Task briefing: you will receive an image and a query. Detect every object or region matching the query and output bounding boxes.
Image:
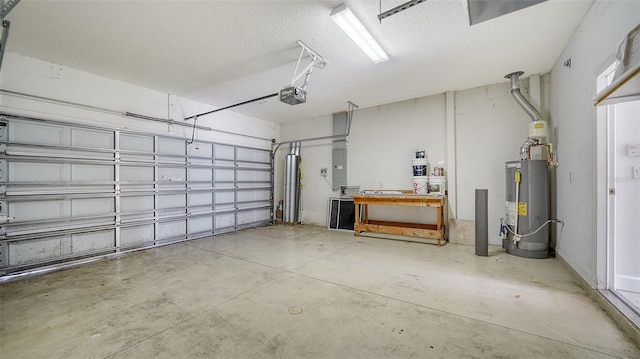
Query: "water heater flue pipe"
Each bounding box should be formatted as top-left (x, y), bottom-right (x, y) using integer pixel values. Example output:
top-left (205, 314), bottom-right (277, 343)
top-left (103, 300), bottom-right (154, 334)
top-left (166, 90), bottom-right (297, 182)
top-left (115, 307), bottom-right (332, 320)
top-left (505, 71), bottom-right (543, 160)
top-left (505, 71), bottom-right (542, 122)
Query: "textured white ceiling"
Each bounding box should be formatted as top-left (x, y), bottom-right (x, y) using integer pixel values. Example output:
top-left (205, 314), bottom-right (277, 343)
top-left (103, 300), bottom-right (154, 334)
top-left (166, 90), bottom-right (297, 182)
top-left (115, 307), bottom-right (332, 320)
top-left (5, 0), bottom-right (593, 123)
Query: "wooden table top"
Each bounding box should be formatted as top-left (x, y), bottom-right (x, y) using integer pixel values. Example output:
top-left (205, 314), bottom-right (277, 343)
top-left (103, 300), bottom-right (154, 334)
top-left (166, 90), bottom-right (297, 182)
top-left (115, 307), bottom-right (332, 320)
top-left (352, 191), bottom-right (446, 206)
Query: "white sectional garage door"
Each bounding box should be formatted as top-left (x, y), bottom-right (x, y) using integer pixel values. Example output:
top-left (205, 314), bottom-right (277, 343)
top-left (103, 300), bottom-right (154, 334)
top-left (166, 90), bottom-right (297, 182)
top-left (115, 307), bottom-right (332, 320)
top-left (0, 114), bottom-right (272, 275)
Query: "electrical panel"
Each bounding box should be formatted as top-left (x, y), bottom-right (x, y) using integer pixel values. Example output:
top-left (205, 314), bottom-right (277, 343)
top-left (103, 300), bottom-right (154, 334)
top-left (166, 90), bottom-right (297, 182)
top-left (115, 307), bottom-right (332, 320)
top-left (332, 112), bottom-right (348, 187)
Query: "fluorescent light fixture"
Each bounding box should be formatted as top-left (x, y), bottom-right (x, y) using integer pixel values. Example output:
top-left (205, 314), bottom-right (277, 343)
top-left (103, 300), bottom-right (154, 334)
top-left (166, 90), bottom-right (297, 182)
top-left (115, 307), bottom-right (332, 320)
top-left (330, 3), bottom-right (389, 64)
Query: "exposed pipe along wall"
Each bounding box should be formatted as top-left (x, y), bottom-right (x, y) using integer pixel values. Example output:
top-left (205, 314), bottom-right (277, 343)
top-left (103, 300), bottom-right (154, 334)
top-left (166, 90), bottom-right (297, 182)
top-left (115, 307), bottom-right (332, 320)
top-left (283, 142), bottom-right (302, 223)
top-left (501, 71), bottom-right (560, 259)
top-left (274, 102), bottom-right (357, 224)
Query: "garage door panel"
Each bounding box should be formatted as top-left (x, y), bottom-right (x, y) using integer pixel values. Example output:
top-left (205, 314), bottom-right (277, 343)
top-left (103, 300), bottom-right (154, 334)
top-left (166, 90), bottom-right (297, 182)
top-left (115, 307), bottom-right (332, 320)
top-left (121, 196), bottom-right (154, 213)
top-left (121, 225), bottom-right (155, 247)
top-left (1, 115), bottom-right (272, 275)
top-left (8, 236), bottom-right (71, 266)
top-left (236, 148), bottom-right (269, 163)
top-left (238, 209), bottom-right (270, 225)
top-left (71, 128), bottom-right (113, 150)
top-left (189, 192), bottom-right (213, 207)
top-left (120, 134), bottom-right (153, 152)
top-left (158, 138), bottom-right (185, 155)
top-left (159, 167), bottom-right (185, 182)
top-left (215, 168), bottom-right (234, 182)
top-left (9, 162), bottom-right (68, 182)
top-left (188, 168), bottom-right (212, 182)
top-left (215, 213), bottom-right (235, 229)
top-left (158, 194), bottom-right (186, 209)
top-left (214, 144), bottom-right (235, 160)
top-left (237, 170), bottom-right (269, 182)
top-left (71, 164), bottom-right (114, 181)
top-left (9, 122), bottom-right (68, 146)
top-left (215, 191), bottom-right (234, 204)
top-left (158, 221), bottom-right (186, 240)
top-left (188, 143), bottom-right (213, 159)
top-left (120, 166), bottom-right (153, 181)
top-left (237, 190), bottom-right (270, 202)
top-left (71, 198), bottom-right (114, 216)
top-left (9, 200), bottom-right (70, 222)
top-left (71, 230), bottom-right (115, 254)
top-left (189, 216), bottom-right (213, 234)
top-left (120, 154), bottom-right (154, 163)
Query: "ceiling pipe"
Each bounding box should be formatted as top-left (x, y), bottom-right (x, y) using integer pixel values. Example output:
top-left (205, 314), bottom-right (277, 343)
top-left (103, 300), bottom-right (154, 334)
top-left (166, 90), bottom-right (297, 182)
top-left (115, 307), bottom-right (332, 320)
top-left (504, 71), bottom-right (542, 122)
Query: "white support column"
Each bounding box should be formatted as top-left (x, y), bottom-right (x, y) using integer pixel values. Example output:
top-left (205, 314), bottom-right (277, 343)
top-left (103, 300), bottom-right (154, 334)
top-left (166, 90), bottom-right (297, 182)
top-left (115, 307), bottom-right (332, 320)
top-left (446, 91), bottom-right (457, 219)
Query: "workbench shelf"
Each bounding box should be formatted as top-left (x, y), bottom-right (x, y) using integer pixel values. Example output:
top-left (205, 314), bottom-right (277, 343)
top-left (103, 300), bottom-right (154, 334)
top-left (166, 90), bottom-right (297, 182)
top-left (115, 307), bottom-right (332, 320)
top-left (352, 190), bottom-right (447, 246)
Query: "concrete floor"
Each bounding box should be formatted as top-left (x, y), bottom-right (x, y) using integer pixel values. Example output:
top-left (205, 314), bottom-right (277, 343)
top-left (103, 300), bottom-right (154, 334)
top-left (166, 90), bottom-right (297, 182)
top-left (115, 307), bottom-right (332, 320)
top-left (1, 225), bottom-right (638, 359)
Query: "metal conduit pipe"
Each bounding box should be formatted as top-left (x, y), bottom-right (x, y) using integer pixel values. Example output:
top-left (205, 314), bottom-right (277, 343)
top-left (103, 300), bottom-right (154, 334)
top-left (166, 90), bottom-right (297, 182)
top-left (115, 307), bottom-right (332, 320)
top-left (504, 71), bottom-right (542, 122)
top-left (272, 133), bottom-right (348, 156)
top-left (271, 101), bottom-right (357, 156)
top-left (505, 71), bottom-right (543, 160)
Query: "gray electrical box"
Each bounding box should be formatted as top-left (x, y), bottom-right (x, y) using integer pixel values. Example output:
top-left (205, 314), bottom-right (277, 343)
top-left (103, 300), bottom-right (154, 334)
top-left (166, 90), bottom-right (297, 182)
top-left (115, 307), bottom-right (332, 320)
top-left (332, 112), bottom-right (348, 187)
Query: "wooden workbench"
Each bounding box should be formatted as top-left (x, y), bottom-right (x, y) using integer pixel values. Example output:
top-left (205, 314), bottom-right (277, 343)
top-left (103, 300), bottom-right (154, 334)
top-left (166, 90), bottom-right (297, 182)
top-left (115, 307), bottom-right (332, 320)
top-left (352, 191), bottom-right (447, 246)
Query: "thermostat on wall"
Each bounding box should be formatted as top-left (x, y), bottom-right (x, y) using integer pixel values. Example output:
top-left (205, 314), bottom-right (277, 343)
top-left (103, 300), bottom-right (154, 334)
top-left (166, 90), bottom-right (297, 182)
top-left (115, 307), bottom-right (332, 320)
top-left (628, 144), bottom-right (640, 157)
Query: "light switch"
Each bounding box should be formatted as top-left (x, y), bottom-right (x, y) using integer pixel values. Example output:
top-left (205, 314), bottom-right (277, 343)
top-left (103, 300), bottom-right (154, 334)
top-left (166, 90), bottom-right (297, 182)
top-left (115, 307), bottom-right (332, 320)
top-left (628, 145), bottom-right (640, 157)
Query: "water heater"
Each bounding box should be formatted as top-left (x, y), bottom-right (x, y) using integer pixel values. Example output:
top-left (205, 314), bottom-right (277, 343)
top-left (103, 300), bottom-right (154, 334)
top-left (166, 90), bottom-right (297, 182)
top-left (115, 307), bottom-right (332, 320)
top-left (503, 160), bottom-right (549, 258)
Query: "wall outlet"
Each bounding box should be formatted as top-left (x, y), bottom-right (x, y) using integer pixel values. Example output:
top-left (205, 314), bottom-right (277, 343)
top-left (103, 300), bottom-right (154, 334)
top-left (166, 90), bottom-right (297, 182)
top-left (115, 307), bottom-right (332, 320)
top-left (320, 168), bottom-right (327, 177)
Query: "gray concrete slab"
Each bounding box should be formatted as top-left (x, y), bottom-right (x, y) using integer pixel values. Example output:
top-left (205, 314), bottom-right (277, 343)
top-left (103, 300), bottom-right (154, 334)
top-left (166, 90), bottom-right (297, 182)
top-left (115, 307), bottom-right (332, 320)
top-left (1, 225), bottom-right (638, 358)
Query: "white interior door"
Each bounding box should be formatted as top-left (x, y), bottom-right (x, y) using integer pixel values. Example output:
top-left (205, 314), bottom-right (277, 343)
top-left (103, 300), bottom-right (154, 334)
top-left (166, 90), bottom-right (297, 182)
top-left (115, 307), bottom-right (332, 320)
top-left (610, 101), bottom-right (640, 300)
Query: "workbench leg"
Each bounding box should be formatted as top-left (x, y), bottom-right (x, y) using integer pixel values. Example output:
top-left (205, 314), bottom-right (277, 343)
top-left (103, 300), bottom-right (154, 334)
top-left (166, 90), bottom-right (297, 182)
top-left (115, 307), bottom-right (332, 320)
top-left (437, 206), bottom-right (443, 246)
top-left (354, 203), bottom-right (360, 236)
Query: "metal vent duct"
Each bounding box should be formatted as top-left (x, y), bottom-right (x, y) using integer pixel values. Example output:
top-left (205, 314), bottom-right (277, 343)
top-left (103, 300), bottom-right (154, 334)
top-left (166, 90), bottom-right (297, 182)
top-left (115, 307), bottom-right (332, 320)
top-left (468, 0), bottom-right (547, 26)
top-left (283, 142), bottom-right (301, 223)
top-left (504, 71), bottom-right (542, 122)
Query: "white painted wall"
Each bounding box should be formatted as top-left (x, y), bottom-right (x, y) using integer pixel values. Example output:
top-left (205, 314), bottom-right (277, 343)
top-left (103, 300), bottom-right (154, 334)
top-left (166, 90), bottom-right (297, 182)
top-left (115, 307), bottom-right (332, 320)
top-left (455, 77), bottom-right (550, 232)
top-left (1, 51), bottom-right (282, 215)
top-left (347, 97), bottom-right (447, 225)
top-left (549, 0), bottom-right (640, 286)
top-left (279, 114), bottom-right (334, 224)
top-left (1, 52), bottom-right (279, 149)
top-left (281, 79), bottom-right (549, 245)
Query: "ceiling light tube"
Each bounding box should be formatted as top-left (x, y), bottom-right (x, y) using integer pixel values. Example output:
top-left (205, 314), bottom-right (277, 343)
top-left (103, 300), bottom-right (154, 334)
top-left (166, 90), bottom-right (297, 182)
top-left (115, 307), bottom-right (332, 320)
top-left (330, 3), bottom-right (389, 64)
